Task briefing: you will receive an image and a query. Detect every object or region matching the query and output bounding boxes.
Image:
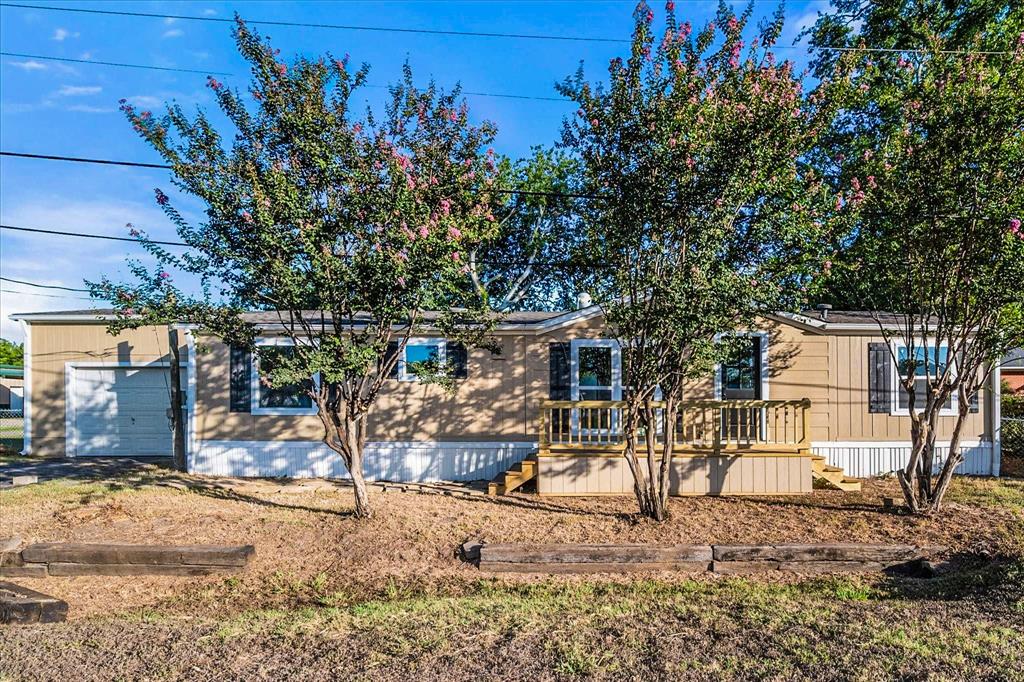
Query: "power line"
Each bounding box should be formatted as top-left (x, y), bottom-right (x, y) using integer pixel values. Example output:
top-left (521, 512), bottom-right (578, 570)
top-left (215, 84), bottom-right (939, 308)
top-left (1, 288), bottom-right (94, 301)
top-left (0, 52), bottom-right (571, 103)
top-left (0, 276), bottom-right (90, 292)
top-left (0, 151), bottom-right (603, 200)
top-left (0, 2), bottom-right (1012, 54)
top-left (2, 224), bottom-right (188, 247)
top-left (0, 3), bottom-right (628, 44)
top-left (0, 51), bottom-right (233, 76)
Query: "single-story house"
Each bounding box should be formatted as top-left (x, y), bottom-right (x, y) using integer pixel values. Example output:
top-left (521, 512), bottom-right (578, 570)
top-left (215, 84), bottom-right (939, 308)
top-left (0, 364), bottom-right (24, 411)
top-left (1002, 349), bottom-right (1024, 394)
top-left (10, 306), bottom-right (1004, 495)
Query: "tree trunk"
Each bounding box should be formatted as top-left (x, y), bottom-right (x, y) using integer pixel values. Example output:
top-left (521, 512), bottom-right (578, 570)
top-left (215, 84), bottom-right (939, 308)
top-left (344, 417), bottom-right (373, 519)
top-left (167, 327), bottom-right (187, 472)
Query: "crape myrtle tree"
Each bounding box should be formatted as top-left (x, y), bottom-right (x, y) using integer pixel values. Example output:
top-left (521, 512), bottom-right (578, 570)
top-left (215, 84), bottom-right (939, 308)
top-left (806, 3), bottom-right (1024, 514)
top-left (92, 19), bottom-right (504, 518)
top-left (558, 1), bottom-right (850, 521)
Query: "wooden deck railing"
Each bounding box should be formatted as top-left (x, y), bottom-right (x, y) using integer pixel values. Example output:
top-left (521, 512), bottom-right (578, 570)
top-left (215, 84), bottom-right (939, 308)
top-left (538, 399), bottom-right (811, 455)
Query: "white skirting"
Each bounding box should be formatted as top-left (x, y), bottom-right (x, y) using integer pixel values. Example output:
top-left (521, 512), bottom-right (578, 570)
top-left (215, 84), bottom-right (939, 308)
top-left (811, 440), bottom-right (997, 478)
top-left (189, 440), bottom-right (536, 482)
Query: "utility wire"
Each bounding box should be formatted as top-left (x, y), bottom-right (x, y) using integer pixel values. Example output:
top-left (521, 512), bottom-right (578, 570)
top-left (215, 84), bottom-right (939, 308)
top-left (0, 2), bottom-right (1013, 54)
top-left (2, 224), bottom-right (188, 247)
top-left (0, 52), bottom-right (571, 103)
top-left (1, 288), bottom-right (94, 301)
top-left (0, 3), bottom-right (628, 44)
top-left (0, 151), bottom-right (603, 200)
top-left (0, 51), bottom-right (233, 75)
top-left (0, 276), bottom-right (90, 292)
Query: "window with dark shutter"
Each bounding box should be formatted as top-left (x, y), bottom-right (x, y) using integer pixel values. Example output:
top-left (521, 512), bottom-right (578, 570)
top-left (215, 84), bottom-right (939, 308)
top-left (549, 342), bottom-right (571, 400)
top-left (383, 341), bottom-right (400, 379)
top-left (867, 342), bottom-right (891, 414)
top-left (447, 341), bottom-right (468, 379)
top-left (229, 345), bottom-right (252, 413)
top-left (969, 388), bottom-right (980, 413)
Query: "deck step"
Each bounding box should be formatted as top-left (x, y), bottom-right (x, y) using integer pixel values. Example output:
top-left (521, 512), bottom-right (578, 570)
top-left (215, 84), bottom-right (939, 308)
top-left (488, 453), bottom-right (539, 497)
top-left (810, 457), bottom-right (862, 492)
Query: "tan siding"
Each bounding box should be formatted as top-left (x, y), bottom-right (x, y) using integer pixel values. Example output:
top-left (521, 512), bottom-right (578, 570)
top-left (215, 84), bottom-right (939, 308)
top-left (538, 454), bottom-right (813, 496)
top-left (28, 323), bottom-right (178, 457)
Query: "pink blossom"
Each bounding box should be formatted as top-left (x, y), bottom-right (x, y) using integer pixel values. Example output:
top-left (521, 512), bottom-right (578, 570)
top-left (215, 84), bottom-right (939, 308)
top-left (158, 271), bottom-right (171, 280)
top-left (418, 225), bottom-right (429, 239)
top-left (590, 118), bottom-right (599, 127)
top-left (277, 63), bottom-right (287, 76)
top-left (685, 157), bottom-right (695, 170)
top-left (241, 211), bottom-right (253, 223)
top-left (397, 276), bottom-right (406, 287)
top-left (451, 252), bottom-right (461, 262)
top-left (439, 199), bottom-right (452, 216)
top-left (823, 260), bottom-right (832, 270)
top-left (1010, 218), bottom-right (1022, 236)
top-left (668, 137), bottom-right (677, 148)
top-left (395, 250), bottom-right (409, 262)
top-left (866, 175), bottom-right (877, 189)
top-left (352, 123), bottom-right (362, 134)
top-left (850, 178), bottom-right (861, 191)
top-left (862, 149), bottom-right (873, 161)
top-left (666, 0), bottom-right (674, 11)
top-left (207, 77), bottom-right (222, 91)
top-left (448, 109), bottom-right (458, 122)
top-left (154, 189), bottom-right (169, 206)
top-left (448, 226), bottom-right (462, 240)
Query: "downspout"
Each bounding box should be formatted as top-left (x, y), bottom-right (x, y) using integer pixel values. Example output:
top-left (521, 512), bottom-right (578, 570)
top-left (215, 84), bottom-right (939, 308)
top-left (991, 362), bottom-right (1002, 477)
top-left (19, 320), bottom-right (31, 456)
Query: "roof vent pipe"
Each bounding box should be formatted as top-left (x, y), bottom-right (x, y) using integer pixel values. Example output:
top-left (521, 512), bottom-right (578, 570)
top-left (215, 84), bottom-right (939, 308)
top-left (815, 303), bottom-right (832, 320)
top-left (577, 292), bottom-right (593, 309)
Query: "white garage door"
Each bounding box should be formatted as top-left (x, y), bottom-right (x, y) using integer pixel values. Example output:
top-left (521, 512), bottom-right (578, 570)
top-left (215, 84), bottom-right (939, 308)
top-left (71, 366), bottom-right (181, 457)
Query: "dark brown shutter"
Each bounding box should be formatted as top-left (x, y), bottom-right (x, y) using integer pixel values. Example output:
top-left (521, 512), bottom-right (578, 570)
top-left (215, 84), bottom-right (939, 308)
top-left (447, 341), bottom-right (468, 379)
top-left (384, 341), bottom-right (401, 379)
top-left (549, 342), bottom-right (571, 400)
top-left (969, 388), bottom-right (980, 413)
top-left (229, 345), bottom-right (252, 413)
top-left (867, 342), bottom-right (891, 414)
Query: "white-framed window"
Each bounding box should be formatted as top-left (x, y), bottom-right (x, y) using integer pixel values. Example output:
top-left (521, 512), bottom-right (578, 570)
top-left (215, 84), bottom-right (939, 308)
top-left (251, 337), bottom-right (319, 416)
top-left (398, 338), bottom-right (446, 382)
top-left (890, 342), bottom-right (956, 416)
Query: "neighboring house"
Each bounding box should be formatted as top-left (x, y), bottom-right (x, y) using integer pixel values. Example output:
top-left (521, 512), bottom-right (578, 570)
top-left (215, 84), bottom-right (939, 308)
top-left (1002, 348), bottom-right (1024, 395)
top-left (10, 307), bottom-right (1004, 495)
top-left (0, 364), bottom-right (24, 411)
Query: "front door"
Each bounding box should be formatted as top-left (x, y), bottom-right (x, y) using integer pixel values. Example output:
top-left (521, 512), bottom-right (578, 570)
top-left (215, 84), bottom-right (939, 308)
top-left (571, 340), bottom-right (622, 437)
top-left (719, 336), bottom-right (762, 443)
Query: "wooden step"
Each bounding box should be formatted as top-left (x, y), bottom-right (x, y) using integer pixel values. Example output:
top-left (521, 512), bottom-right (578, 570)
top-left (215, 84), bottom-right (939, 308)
top-left (810, 457), bottom-right (862, 492)
top-left (488, 453), bottom-right (538, 497)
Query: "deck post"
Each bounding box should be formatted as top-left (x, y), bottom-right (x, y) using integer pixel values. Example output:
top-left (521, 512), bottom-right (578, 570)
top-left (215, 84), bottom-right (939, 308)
top-left (712, 407), bottom-right (722, 456)
top-left (538, 402), bottom-right (550, 455)
top-left (799, 399), bottom-right (811, 451)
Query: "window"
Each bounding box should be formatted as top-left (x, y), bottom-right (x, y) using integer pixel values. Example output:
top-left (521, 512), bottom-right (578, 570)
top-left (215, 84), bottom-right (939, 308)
top-left (251, 339), bottom-right (318, 416)
top-left (399, 339), bottom-right (445, 382)
top-left (892, 345), bottom-right (954, 415)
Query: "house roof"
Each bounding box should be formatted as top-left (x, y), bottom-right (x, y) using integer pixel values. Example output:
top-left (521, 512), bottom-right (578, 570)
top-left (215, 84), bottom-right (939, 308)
top-left (0, 364), bottom-right (23, 379)
top-left (8, 306), bottom-right (933, 334)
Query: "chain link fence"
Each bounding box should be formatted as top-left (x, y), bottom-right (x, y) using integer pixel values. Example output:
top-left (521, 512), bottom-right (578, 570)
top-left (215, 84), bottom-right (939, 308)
top-left (0, 409), bottom-right (23, 455)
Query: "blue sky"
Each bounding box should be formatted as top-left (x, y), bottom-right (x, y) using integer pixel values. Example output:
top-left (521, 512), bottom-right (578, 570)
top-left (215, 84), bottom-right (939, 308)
top-left (0, 0), bottom-right (826, 341)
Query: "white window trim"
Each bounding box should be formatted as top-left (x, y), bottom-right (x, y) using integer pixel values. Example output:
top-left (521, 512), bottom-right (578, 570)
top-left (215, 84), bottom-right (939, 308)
top-left (569, 339), bottom-right (622, 400)
top-left (889, 340), bottom-right (958, 417)
top-left (398, 337), bottom-right (447, 383)
top-left (251, 337), bottom-right (319, 416)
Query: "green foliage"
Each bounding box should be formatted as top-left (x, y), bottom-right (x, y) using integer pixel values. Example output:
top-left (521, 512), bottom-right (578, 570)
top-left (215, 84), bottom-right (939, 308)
top-left (0, 338), bottom-right (23, 367)
top-left (806, 0), bottom-right (1024, 513)
top-left (468, 147), bottom-right (583, 311)
top-left (557, 1), bottom-right (849, 518)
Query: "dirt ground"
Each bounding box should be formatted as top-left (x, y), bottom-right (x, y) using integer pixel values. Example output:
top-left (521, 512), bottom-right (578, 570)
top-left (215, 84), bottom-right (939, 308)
top-left (1, 466), bottom-right (1022, 680)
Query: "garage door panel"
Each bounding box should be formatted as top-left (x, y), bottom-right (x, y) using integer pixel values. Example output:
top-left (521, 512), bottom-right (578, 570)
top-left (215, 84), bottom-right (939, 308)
top-left (71, 366), bottom-right (185, 457)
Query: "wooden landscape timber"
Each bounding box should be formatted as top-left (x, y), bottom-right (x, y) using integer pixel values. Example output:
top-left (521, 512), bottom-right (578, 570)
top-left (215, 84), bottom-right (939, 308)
top-left (465, 541), bottom-right (937, 575)
top-left (0, 582), bottom-right (68, 624)
top-left (0, 543), bottom-right (255, 578)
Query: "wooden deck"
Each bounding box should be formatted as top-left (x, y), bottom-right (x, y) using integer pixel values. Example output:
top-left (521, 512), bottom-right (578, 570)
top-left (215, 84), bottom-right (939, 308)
top-left (489, 399), bottom-right (861, 496)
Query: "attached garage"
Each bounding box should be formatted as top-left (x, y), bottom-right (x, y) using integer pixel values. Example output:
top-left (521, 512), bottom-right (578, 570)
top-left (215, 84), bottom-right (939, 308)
top-left (67, 365), bottom-right (180, 457)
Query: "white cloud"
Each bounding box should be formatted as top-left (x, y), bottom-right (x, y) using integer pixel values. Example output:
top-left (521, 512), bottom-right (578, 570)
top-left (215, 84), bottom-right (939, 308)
top-left (162, 28), bottom-right (184, 39)
top-left (56, 84), bottom-right (102, 96)
top-left (163, 17), bottom-right (179, 25)
top-left (67, 104), bottom-right (114, 113)
top-left (52, 27), bottom-right (79, 41)
top-left (7, 60), bottom-right (48, 71)
top-left (202, 9), bottom-right (217, 16)
top-left (79, 51), bottom-right (93, 60)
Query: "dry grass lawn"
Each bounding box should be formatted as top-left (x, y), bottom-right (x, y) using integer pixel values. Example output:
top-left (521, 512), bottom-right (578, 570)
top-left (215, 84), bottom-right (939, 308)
top-left (1, 465), bottom-right (1022, 681)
